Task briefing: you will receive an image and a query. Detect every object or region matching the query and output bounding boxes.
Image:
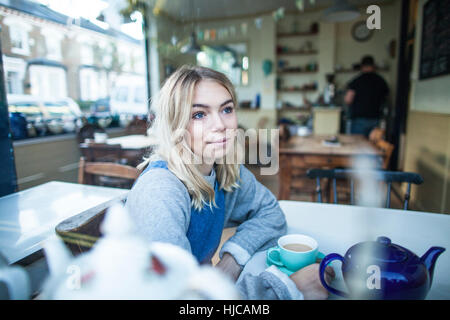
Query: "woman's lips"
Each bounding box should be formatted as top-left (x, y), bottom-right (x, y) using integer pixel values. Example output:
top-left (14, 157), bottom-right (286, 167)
top-left (208, 138), bottom-right (228, 145)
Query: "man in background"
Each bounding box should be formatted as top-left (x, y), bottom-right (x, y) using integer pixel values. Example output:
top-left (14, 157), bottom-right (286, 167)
top-left (344, 55), bottom-right (389, 137)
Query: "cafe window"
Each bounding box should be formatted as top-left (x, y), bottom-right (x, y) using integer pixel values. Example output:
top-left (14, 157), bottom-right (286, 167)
top-left (114, 86), bottom-right (128, 102)
top-left (81, 44), bottom-right (94, 65)
top-left (102, 46), bottom-right (113, 69)
top-left (46, 37), bottom-right (62, 61)
top-left (6, 71), bottom-right (23, 94)
top-left (41, 28), bottom-right (63, 61)
top-left (5, 18), bottom-right (32, 56)
top-left (79, 69), bottom-right (93, 101)
top-left (29, 65), bottom-right (67, 99)
top-left (134, 87), bottom-right (145, 104)
top-left (196, 43), bottom-right (249, 86)
top-left (3, 55), bottom-right (26, 94)
top-left (118, 45), bottom-right (132, 72)
top-left (79, 68), bottom-right (107, 101)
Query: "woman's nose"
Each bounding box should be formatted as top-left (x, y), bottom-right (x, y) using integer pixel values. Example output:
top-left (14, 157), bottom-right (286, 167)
top-left (210, 112), bottom-right (226, 131)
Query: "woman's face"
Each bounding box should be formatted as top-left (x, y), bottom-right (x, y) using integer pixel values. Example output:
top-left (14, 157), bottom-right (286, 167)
top-left (187, 80), bottom-right (238, 163)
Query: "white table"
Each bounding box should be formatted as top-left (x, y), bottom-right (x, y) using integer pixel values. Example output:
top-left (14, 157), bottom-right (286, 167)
top-left (0, 181), bottom-right (128, 264)
top-left (106, 134), bottom-right (156, 150)
top-left (239, 201), bottom-right (450, 300)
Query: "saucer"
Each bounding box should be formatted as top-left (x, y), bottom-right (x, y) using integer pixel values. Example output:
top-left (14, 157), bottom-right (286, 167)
top-left (266, 259), bottom-right (295, 276)
top-left (266, 247), bottom-right (326, 276)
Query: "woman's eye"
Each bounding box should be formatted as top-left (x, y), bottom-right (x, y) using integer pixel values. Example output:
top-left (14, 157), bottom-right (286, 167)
top-left (192, 112), bottom-right (205, 119)
top-left (223, 106), bottom-right (234, 114)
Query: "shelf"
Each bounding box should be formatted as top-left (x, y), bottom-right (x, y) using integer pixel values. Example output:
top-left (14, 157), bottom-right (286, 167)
top-left (277, 50), bottom-right (318, 56)
top-left (335, 68), bottom-right (390, 74)
top-left (277, 107), bottom-right (311, 112)
top-left (277, 31), bottom-right (318, 38)
top-left (277, 70), bottom-right (318, 74)
top-left (277, 88), bottom-right (317, 93)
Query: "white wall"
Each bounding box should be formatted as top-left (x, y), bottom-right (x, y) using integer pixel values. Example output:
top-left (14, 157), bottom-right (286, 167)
top-left (409, 0), bottom-right (450, 114)
top-left (403, 0), bottom-right (450, 213)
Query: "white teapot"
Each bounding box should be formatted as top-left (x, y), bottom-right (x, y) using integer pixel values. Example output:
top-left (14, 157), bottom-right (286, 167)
top-left (41, 203), bottom-right (239, 300)
top-left (0, 251), bottom-right (31, 300)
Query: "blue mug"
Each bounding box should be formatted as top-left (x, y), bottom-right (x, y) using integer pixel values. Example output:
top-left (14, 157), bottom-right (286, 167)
top-left (267, 234), bottom-right (325, 272)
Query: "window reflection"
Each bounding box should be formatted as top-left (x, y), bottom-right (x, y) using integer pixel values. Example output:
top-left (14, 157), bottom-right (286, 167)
top-left (196, 43), bottom-right (249, 86)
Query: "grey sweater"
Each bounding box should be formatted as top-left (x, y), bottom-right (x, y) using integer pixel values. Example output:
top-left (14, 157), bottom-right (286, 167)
top-left (125, 161), bottom-right (304, 300)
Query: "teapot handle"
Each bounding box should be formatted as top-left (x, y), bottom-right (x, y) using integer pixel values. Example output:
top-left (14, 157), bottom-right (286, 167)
top-left (319, 253), bottom-right (349, 299)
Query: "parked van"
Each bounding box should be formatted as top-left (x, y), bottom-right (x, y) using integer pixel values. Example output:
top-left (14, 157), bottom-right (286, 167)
top-left (7, 94), bottom-right (82, 137)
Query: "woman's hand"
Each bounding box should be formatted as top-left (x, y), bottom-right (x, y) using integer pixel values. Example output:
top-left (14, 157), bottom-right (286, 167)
top-left (215, 253), bottom-right (243, 282)
top-left (289, 263), bottom-right (335, 300)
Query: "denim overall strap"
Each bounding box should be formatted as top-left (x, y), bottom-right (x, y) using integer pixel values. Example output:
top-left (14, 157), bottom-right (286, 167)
top-left (142, 160), bottom-right (225, 264)
top-left (186, 177), bottom-right (225, 264)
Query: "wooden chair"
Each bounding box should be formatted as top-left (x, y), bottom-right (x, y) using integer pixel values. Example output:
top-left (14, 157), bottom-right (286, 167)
top-left (306, 168), bottom-right (423, 210)
top-left (375, 139), bottom-right (394, 170)
top-left (78, 157), bottom-right (140, 188)
top-left (79, 142), bottom-right (124, 163)
top-left (126, 117), bottom-right (148, 135)
top-left (77, 123), bottom-right (106, 143)
top-left (79, 143), bottom-right (135, 187)
top-left (369, 127), bottom-right (385, 144)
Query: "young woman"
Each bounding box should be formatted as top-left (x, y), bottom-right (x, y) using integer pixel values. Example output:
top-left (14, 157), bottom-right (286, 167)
top-left (125, 65), bottom-right (333, 299)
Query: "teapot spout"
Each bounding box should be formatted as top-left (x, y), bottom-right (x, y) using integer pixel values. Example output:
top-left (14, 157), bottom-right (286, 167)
top-left (421, 247), bottom-right (445, 287)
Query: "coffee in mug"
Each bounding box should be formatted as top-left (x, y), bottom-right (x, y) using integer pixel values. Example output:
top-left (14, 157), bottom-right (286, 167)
top-left (283, 243), bottom-right (312, 252)
top-left (267, 234), bottom-right (323, 272)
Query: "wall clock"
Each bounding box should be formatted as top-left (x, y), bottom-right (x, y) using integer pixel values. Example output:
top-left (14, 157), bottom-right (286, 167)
top-left (352, 21), bottom-right (373, 42)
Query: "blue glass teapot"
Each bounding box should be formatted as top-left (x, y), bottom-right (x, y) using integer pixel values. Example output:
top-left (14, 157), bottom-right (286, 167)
top-left (319, 236), bottom-right (445, 300)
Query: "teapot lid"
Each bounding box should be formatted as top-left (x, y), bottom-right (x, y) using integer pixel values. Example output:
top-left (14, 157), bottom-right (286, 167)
top-left (351, 236), bottom-right (409, 263)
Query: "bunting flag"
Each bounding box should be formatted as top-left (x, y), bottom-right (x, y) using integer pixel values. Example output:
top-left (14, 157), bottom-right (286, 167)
top-left (229, 25), bottom-right (236, 37)
top-left (272, 7), bottom-right (285, 21)
top-left (193, 17), bottom-right (270, 43)
top-left (223, 28), bottom-right (229, 38)
top-left (254, 17), bottom-right (263, 29)
top-left (240, 23), bottom-right (248, 36)
top-left (197, 30), bottom-right (204, 41)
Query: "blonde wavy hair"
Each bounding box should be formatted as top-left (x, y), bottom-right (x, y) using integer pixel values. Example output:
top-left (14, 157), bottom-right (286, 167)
top-left (138, 65), bottom-right (243, 211)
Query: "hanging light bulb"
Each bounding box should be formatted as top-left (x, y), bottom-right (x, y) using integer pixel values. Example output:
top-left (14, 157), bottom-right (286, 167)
top-left (181, 32), bottom-right (201, 54)
top-left (181, 0), bottom-right (202, 54)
